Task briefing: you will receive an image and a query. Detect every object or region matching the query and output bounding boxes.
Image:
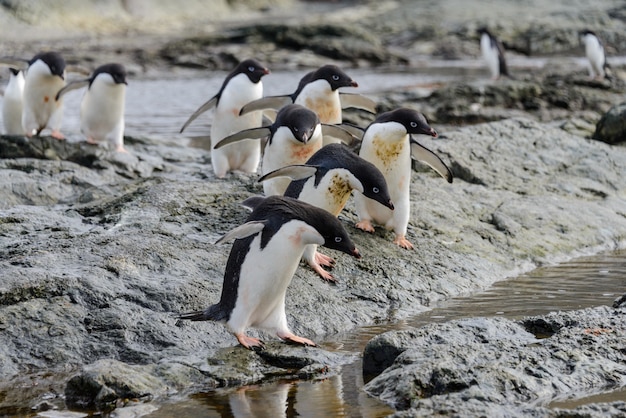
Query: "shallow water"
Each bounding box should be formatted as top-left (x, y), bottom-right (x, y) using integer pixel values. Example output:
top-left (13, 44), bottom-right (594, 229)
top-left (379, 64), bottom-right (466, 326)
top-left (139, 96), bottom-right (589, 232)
top-left (145, 249), bottom-right (626, 418)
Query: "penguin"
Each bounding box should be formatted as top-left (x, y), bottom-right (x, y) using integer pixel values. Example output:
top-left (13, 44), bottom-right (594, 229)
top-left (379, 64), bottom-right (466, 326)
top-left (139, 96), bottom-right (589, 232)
top-left (2, 68), bottom-right (25, 135)
top-left (239, 64), bottom-right (376, 145)
top-left (258, 143), bottom-right (394, 281)
top-left (0, 52), bottom-right (67, 138)
top-left (354, 108), bottom-right (453, 250)
top-left (179, 195), bottom-right (361, 350)
top-left (55, 63), bottom-right (128, 152)
top-left (478, 27), bottom-right (509, 80)
top-left (179, 59), bottom-right (270, 178)
top-left (214, 104), bottom-right (358, 196)
top-left (579, 30), bottom-right (607, 79)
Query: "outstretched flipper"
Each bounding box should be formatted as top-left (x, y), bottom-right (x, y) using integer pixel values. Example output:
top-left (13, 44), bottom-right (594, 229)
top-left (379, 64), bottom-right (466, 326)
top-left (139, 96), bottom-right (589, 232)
top-left (180, 96), bottom-right (218, 133)
top-left (339, 92), bottom-right (377, 113)
top-left (214, 221), bottom-right (266, 245)
top-left (410, 138), bottom-right (453, 183)
top-left (239, 95), bottom-right (293, 116)
top-left (321, 124), bottom-right (360, 146)
top-left (55, 79), bottom-right (90, 101)
top-left (258, 165), bottom-right (319, 183)
top-left (213, 126), bottom-right (270, 149)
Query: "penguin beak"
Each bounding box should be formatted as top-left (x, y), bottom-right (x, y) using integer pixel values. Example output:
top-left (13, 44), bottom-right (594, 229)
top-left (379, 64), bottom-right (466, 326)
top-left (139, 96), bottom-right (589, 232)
top-left (263, 68), bottom-right (270, 75)
top-left (428, 128), bottom-right (438, 138)
top-left (301, 132), bottom-right (309, 143)
top-left (351, 248), bottom-right (362, 259)
top-left (386, 200), bottom-right (395, 210)
top-left (350, 80), bottom-right (358, 87)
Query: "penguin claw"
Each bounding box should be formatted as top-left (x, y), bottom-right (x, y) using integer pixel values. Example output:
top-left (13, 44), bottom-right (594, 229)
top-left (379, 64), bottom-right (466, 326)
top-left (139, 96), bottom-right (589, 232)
top-left (393, 235), bottom-right (414, 250)
top-left (236, 334), bottom-right (265, 350)
top-left (279, 332), bottom-right (317, 347)
top-left (314, 251), bottom-right (335, 267)
top-left (355, 220), bottom-right (375, 233)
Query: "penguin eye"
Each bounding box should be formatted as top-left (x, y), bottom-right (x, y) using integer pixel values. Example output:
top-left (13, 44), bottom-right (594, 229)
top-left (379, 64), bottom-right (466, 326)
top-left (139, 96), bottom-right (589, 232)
top-left (248, 66), bottom-right (256, 72)
top-left (410, 121), bottom-right (418, 128)
top-left (294, 127), bottom-right (299, 132)
top-left (334, 236), bottom-right (343, 243)
top-left (332, 74), bottom-right (340, 81)
top-left (372, 187), bottom-right (379, 193)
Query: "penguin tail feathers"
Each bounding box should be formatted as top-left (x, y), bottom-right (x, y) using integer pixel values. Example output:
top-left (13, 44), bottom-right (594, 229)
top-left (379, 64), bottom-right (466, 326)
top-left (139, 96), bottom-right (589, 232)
top-left (178, 304), bottom-right (226, 322)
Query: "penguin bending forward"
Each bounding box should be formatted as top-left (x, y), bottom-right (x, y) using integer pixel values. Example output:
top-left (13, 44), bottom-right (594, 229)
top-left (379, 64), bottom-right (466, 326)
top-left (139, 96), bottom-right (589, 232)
top-left (354, 108), bottom-right (453, 250)
top-left (56, 63), bottom-right (128, 152)
top-left (258, 143), bottom-right (393, 281)
top-left (214, 104), bottom-right (358, 196)
top-left (179, 59), bottom-right (270, 178)
top-left (179, 195), bottom-right (361, 350)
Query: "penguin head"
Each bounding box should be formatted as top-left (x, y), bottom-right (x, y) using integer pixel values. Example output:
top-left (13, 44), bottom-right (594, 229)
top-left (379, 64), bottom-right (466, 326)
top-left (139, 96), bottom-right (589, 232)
top-left (299, 201), bottom-right (361, 258)
top-left (300, 64), bottom-right (358, 92)
top-left (352, 163), bottom-right (394, 210)
top-left (235, 59), bottom-right (270, 84)
top-left (275, 104), bottom-right (320, 144)
top-left (374, 108), bottom-right (438, 138)
top-left (90, 63), bottom-right (128, 87)
top-left (8, 68), bottom-right (21, 77)
top-left (30, 51), bottom-right (66, 79)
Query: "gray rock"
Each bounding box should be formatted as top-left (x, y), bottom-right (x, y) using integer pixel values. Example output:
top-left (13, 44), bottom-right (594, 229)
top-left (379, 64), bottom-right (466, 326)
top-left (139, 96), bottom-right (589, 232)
top-left (593, 102), bottom-right (626, 144)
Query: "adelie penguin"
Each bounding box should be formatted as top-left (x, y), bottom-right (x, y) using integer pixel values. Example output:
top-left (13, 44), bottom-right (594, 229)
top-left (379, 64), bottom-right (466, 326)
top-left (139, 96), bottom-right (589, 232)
top-left (239, 64), bottom-right (376, 145)
top-left (579, 30), bottom-right (608, 80)
top-left (258, 143), bottom-right (393, 282)
top-left (55, 63), bottom-right (128, 152)
top-left (214, 104), bottom-right (358, 196)
top-left (478, 27), bottom-right (509, 80)
top-left (354, 108), bottom-right (453, 250)
top-left (179, 195), bottom-right (362, 350)
top-left (1, 68), bottom-right (25, 135)
top-left (179, 59), bottom-right (270, 178)
top-left (0, 51), bottom-right (67, 138)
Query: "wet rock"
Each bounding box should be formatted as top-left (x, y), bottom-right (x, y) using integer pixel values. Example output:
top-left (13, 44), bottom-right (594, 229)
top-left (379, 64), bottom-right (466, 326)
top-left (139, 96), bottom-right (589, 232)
top-left (592, 102), bottom-right (626, 144)
top-left (364, 303), bottom-right (626, 416)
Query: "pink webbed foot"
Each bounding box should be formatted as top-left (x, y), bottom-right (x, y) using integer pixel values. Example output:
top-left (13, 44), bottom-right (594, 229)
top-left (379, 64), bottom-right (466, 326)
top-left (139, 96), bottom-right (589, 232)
top-left (51, 130), bottom-right (65, 140)
top-left (355, 219), bottom-right (375, 233)
top-left (393, 234), bottom-right (414, 250)
top-left (277, 331), bottom-right (316, 347)
top-left (235, 333), bottom-right (265, 350)
top-left (310, 251), bottom-right (336, 282)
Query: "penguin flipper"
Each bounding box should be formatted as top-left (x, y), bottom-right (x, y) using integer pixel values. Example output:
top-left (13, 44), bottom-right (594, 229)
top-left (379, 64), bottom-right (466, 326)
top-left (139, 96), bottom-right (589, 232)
top-left (258, 165), bottom-right (319, 183)
top-left (239, 95), bottom-right (293, 116)
top-left (0, 58), bottom-right (29, 71)
top-left (213, 127), bottom-right (270, 149)
top-left (321, 124), bottom-right (360, 146)
top-left (66, 64), bottom-right (92, 76)
top-left (241, 195), bottom-right (266, 211)
top-left (55, 79), bottom-right (90, 101)
top-left (339, 92), bottom-right (377, 114)
top-left (180, 96), bottom-right (218, 133)
top-left (215, 221), bottom-right (266, 244)
top-left (410, 139), bottom-right (453, 183)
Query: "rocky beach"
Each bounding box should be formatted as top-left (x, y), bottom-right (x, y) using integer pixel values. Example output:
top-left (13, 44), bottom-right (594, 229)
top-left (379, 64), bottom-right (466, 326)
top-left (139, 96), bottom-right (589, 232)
top-left (1, 0), bottom-right (625, 416)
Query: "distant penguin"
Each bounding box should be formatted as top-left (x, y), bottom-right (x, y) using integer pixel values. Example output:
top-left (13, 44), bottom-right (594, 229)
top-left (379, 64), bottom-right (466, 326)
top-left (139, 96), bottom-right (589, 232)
top-left (179, 195), bottom-right (361, 350)
top-left (214, 104), bottom-right (358, 196)
top-left (478, 27), bottom-right (509, 80)
top-left (354, 108), bottom-right (453, 250)
top-left (2, 68), bottom-right (25, 135)
top-left (258, 143), bottom-right (393, 281)
top-left (56, 63), bottom-right (128, 152)
top-left (239, 64), bottom-right (376, 145)
top-left (179, 59), bottom-right (270, 178)
top-left (579, 30), bottom-right (607, 79)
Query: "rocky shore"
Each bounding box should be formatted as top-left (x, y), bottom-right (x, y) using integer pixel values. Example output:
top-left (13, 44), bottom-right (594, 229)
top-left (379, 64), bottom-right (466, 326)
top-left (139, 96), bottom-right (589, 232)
top-left (1, 0), bottom-right (626, 416)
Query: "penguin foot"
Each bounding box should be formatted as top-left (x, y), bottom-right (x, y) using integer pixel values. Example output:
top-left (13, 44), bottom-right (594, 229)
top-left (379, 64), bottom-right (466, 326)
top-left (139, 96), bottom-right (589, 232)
top-left (51, 130), bottom-right (65, 140)
top-left (236, 333), bottom-right (265, 350)
top-left (115, 145), bottom-right (128, 153)
top-left (355, 220), bottom-right (375, 233)
top-left (278, 331), bottom-right (317, 347)
top-left (314, 251), bottom-right (335, 267)
top-left (311, 251), bottom-right (337, 282)
top-left (393, 235), bottom-right (414, 250)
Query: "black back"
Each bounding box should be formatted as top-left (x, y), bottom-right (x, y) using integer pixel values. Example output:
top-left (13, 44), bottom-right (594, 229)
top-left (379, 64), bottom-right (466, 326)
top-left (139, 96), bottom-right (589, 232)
top-left (285, 143), bottom-right (393, 209)
top-left (370, 108), bottom-right (436, 136)
top-left (29, 51), bottom-right (65, 77)
top-left (291, 64), bottom-right (357, 99)
top-left (90, 63), bottom-right (127, 87)
top-left (269, 104), bottom-right (320, 144)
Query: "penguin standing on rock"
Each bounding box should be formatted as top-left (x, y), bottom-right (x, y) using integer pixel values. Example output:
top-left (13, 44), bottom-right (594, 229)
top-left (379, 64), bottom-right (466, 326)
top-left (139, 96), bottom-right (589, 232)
top-left (0, 51), bottom-right (67, 138)
top-left (1, 68), bottom-right (25, 135)
top-left (239, 64), bottom-right (376, 145)
top-left (179, 195), bottom-right (361, 350)
top-left (478, 27), bottom-right (509, 80)
top-left (354, 108), bottom-right (453, 250)
top-left (579, 30), bottom-right (607, 79)
top-left (258, 143), bottom-right (393, 281)
top-left (214, 104), bottom-right (358, 196)
top-left (179, 59), bottom-right (270, 178)
top-left (55, 63), bottom-right (128, 152)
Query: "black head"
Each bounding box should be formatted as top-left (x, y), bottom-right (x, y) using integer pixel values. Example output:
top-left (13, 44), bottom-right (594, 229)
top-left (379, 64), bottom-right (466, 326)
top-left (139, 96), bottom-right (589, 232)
top-left (294, 64), bottom-right (357, 96)
top-left (349, 156), bottom-right (394, 210)
top-left (91, 63), bottom-right (127, 86)
top-left (9, 68), bottom-right (20, 76)
top-left (579, 29), bottom-right (597, 38)
top-left (373, 108), bottom-right (438, 137)
top-left (273, 104), bottom-right (320, 144)
top-left (30, 51), bottom-right (65, 78)
top-left (233, 59), bottom-right (270, 84)
top-left (477, 27), bottom-right (493, 38)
